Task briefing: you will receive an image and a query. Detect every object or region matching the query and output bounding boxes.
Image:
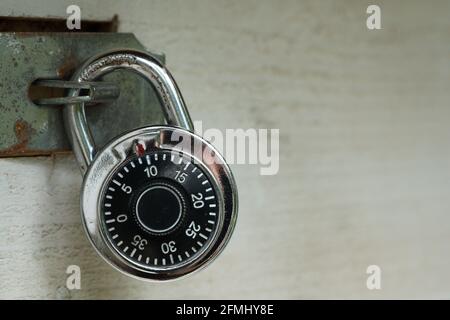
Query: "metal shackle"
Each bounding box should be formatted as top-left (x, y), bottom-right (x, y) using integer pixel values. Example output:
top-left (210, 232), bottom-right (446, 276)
top-left (63, 49), bottom-right (195, 173)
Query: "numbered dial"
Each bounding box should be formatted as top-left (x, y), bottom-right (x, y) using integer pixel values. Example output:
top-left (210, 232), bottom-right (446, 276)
top-left (100, 150), bottom-right (219, 270)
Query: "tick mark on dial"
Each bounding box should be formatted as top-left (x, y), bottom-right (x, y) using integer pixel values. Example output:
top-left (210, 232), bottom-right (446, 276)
top-left (113, 180), bottom-right (121, 186)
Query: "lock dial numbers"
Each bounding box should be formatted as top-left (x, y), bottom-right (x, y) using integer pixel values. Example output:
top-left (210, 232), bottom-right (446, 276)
top-left (100, 149), bottom-right (219, 270)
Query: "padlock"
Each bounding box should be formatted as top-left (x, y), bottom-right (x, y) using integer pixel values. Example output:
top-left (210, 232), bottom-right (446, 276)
top-left (63, 49), bottom-right (238, 281)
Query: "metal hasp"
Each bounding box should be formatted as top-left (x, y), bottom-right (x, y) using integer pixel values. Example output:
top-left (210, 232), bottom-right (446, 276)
top-left (0, 32), bottom-right (165, 157)
top-left (32, 79), bottom-right (120, 105)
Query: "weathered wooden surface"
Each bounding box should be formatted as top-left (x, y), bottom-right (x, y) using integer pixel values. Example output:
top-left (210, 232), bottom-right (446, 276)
top-left (1, 0), bottom-right (450, 299)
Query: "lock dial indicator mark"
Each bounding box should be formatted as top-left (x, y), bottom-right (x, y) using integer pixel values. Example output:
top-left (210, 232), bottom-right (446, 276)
top-left (101, 149), bottom-right (219, 270)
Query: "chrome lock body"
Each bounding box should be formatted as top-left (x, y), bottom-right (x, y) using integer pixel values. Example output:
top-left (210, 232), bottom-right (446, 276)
top-left (64, 50), bottom-right (238, 281)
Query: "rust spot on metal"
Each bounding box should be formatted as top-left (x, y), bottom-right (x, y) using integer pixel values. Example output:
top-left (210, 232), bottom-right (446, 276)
top-left (15, 119), bottom-right (31, 140)
top-left (0, 119), bottom-right (71, 157)
top-left (0, 120), bottom-right (33, 156)
top-left (57, 55), bottom-right (79, 78)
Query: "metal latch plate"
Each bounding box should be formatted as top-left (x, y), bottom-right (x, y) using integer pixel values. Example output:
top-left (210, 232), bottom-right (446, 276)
top-left (0, 32), bottom-right (165, 157)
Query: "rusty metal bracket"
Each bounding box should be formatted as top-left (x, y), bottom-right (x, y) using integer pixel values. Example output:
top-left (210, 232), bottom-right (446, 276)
top-left (0, 32), bottom-right (165, 157)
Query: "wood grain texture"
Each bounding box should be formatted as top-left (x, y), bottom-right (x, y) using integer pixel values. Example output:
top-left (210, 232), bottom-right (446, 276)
top-left (1, 0), bottom-right (450, 299)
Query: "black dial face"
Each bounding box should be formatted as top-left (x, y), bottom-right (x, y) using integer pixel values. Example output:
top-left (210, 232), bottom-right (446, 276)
top-left (100, 149), bottom-right (220, 270)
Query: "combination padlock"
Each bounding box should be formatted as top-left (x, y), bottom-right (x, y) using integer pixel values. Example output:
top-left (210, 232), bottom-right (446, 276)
top-left (63, 49), bottom-right (238, 281)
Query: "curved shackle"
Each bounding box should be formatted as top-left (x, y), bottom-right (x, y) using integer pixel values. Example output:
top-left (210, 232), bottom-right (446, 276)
top-left (63, 49), bottom-right (195, 173)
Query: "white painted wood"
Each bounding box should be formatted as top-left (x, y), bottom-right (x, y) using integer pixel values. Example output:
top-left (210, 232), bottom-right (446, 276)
top-left (2, 0), bottom-right (450, 298)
